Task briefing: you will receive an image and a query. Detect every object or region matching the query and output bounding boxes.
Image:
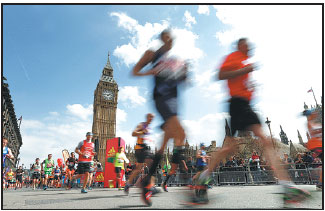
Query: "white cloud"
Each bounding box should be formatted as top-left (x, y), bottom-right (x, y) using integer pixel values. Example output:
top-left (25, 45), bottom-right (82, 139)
top-left (110, 12), bottom-right (169, 67)
top-left (212, 5), bottom-right (322, 144)
top-left (49, 111), bottom-right (59, 116)
top-left (169, 28), bottom-right (203, 61)
top-left (116, 108), bottom-right (127, 124)
top-left (66, 104), bottom-right (93, 121)
top-left (19, 106), bottom-right (93, 167)
top-left (183, 10), bottom-right (197, 28)
top-left (21, 119), bottom-right (44, 129)
top-left (110, 12), bottom-right (203, 66)
top-left (110, 12), bottom-right (138, 32)
top-left (197, 5), bottom-right (210, 15)
top-left (118, 86), bottom-right (146, 107)
top-left (182, 112), bottom-right (229, 147)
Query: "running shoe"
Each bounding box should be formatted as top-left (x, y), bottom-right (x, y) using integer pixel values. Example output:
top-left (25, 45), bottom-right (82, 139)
top-left (141, 186), bottom-right (153, 206)
top-left (185, 185), bottom-right (209, 206)
top-left (197, 174), bottom-right (211, 186)
top-left (316, 183), bottom-right (322, 191)
top-left (81, 188), bottom-right (88, 193)
top-left (283, 186), bottom-right (311, 205)
top-left (150, 186), bottom-right (161, 195)
top-left (70, 179), bottom-right (76, 188)
top-left (161, 182), bottom-right (168, 192)
top-left (124, 184), bottom-right (130, 195)
top-left (88, 186), bottom-right (93, 190)
top-left (43, 186), bottom-right (47, 190)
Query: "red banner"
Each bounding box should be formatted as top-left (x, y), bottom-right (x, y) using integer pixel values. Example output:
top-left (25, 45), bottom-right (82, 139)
top-left (104, 137), bottom-right (125, 188)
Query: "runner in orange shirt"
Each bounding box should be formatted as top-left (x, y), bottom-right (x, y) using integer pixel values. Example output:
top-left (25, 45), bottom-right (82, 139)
top-left (303, 108), bottom-right (322, 191)
top-left (191, 38), bottom-right (310, 206)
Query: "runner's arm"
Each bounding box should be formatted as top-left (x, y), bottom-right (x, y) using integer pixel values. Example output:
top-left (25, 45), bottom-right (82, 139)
top-left (123, 154), bottom-right (129, 164)
top-left (6, 148), bottom-right (14, 159)
top-left (181, 160), bottom-right (188, 171)
top-left (75, 141), bottom-right (84, 156)
top-left (132, 50), bottom-right (156, 76)
top-left (196, 150), bottom-right (202, 158)
top-left (132, 123), bottom-right (145, 137)
top-left (218, 65), bottom-right (254, 80)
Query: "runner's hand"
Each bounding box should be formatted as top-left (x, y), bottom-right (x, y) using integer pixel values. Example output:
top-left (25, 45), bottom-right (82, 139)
top-left (244, 64), bottom-right (254, 73)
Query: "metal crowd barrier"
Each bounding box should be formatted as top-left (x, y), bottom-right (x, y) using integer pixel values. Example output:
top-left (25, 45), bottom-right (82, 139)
top-left (79, 163), bottom-right (321, 187)
top-left (148, 163), bottom-right (322, 186)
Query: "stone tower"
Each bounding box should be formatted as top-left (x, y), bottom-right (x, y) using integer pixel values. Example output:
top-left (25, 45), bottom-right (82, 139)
top-left (297, 130), bottom-right (304, 146)
top-left (279, 125), bottom-right (289, 145)
top-left (92, 52), bottom-right (118, 167)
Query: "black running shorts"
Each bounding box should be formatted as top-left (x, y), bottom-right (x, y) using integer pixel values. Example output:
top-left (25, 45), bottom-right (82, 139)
top-left (229, 97), bottom-right (261, 136)
top-left (77, 162), bottom-right (91, 174)
top-left (135, 148), bottom-right (151, 163)
top-left (115, 167), bottom-right (122, 174)
top-left (32, 173), bottom-right (40, 180)
top-left (196, 165), bottom-right (206, 172)
top-left (16, 175), bottom-right (23, 183)
top-left (155, 97), bottom-right (177, 128)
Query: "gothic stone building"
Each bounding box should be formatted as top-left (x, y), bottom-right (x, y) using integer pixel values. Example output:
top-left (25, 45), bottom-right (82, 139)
top-left (2, 77), bottom-right (23, 169)
top-left (92, 53), bottom-right (118, 167)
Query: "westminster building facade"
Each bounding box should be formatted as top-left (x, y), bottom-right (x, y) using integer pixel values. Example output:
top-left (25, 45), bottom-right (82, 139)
top-left (2, 77), bottom-right (23, 169)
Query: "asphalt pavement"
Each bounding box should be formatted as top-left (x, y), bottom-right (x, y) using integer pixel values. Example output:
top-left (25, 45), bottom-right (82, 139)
top-left (2, 185), bottom-right (323, 209)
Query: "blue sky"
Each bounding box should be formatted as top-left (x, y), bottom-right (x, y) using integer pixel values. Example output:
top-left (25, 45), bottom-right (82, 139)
top-left (3, 5), bottom-right (322, 166)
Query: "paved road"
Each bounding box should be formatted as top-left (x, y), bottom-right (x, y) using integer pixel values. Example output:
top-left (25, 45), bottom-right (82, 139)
top-left (2, 185), bottom-right (322, 209)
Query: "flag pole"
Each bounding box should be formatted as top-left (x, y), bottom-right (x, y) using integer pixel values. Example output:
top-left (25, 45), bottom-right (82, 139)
top-left (18, 116), bottom-right (22, 130)
top-left (311, 87), bottom-right (318, 107)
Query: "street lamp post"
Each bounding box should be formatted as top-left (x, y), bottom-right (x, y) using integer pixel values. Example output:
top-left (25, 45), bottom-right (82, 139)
top-left (265, 117), bottom-right (275, 149)
top-left (16, 158), bottom-right (20, 168)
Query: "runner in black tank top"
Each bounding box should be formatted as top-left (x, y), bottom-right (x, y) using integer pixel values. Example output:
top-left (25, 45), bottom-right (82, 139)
top-left (132, 29), bottom-right (188, 206)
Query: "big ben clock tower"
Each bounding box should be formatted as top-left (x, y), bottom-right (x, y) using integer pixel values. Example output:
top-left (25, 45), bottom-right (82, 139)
top-left (92, 52), bottom-right (118, 166)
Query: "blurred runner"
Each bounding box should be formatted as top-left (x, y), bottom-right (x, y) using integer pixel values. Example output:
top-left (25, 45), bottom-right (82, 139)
top-left (42, 154), bottom-right (55, 190)
top-left (31, 158), bottom-right (41, 190)
top-left (71, 132), bottom-right (96, 193)
top-left (132, 29), bottom-right (189, 206)
top-left (65, 152), bottom-right (78, 190)
top-left (124, 113), bottom-right (156, 195)
top-left (2, 138), bottom-right (14, 172)
top-left (193, 38), bottom-right (311, 206)
top-left (15, 166), bottom-right (23, 189)
top-left (303, 109), bottom-right (322, 191)
top-left (54, 166), bottom-right (61, 188)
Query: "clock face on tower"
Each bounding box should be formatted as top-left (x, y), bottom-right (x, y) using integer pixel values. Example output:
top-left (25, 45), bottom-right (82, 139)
top-left (102, 89), bottom-right (114, 101)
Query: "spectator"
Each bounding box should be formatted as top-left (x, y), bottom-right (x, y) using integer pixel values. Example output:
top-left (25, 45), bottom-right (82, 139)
top-left (125, 163), bottom-right (133, 179)
top-left (282, 153), bottom-right (293, 169)
top-left (250, 152), bottom-right (260, 171)
top-left (96, 160), bottom-right (103, 172)
top-left (225, 157), bottom-right (235, 168)
top-left (236, 157), bottom-right (243, 167)
top-left (186, 157), bottom-right (195, 175)
top-left (295, 153), bottom-right (306, 169)
top-left (302, 152), bottom-right (314, 167)
top-left (156, 164), bottom-right (163, 184)
top-left (143, 163), bottom-right (149, 175)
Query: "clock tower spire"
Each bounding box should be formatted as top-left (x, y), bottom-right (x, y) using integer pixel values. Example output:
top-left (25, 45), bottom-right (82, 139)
top-left (92, 52), bottom-right (118, 167)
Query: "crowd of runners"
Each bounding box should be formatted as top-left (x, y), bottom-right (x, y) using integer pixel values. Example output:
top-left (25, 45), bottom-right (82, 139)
top-left (2, 29), bottom-right (322, 208)
top-left (2, 140), bottom-right (104, 191)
